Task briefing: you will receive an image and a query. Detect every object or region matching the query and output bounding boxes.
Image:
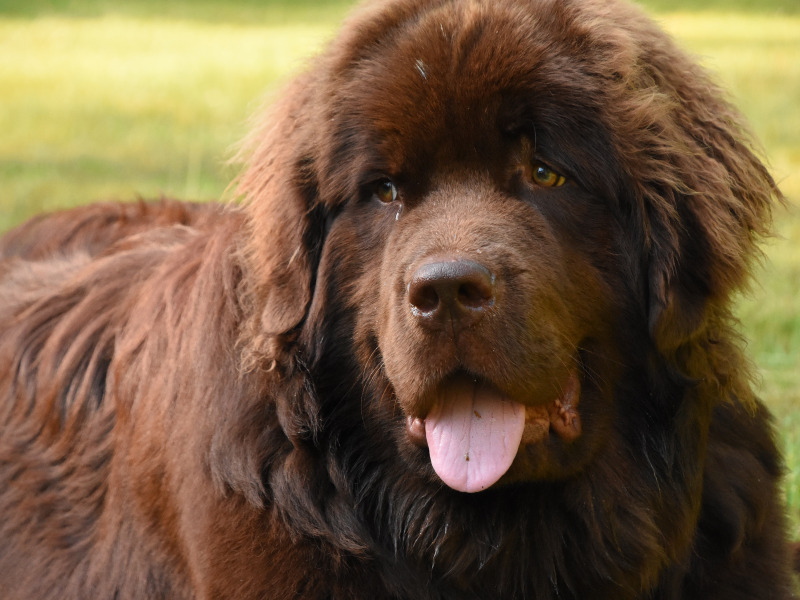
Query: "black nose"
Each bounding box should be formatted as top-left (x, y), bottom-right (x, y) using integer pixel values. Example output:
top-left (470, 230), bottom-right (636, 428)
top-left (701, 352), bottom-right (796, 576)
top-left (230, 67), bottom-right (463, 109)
top-left (407, 259), bottom-right (495, 331)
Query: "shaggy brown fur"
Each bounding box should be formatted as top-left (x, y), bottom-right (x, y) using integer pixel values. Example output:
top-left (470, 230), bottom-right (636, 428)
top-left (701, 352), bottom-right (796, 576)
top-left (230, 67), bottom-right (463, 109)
top-left (0, 0), bottom-right (794, 598)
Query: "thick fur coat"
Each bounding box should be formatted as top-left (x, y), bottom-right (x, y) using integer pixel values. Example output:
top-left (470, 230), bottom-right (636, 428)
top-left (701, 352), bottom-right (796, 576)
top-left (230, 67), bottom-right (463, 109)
top-left (0, 0), bottom-right (795, 598)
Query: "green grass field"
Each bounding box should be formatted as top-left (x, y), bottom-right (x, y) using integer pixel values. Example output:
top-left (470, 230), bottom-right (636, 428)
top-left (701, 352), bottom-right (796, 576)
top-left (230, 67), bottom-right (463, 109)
top-left (1, 0), bottom-right (798, 538)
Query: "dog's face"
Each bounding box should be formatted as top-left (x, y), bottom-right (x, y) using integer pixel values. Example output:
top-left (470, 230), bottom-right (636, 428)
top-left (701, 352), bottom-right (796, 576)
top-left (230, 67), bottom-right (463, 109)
top-left (297, 1), bottom-right (641, 493)
top-left (373, 176), bottom-right (624, 491)
top-left (241, 0), bottom-right (776, 496)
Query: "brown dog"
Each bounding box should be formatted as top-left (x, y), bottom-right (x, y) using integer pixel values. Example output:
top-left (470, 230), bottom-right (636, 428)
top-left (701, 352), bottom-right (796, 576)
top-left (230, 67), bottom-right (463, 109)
top-left (0, 0), bottom-right (794, 598)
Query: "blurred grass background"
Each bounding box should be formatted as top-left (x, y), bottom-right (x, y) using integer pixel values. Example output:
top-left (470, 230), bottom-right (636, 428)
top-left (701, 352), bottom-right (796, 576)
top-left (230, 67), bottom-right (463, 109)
top-left (0, 0), bottom-right (798, 538)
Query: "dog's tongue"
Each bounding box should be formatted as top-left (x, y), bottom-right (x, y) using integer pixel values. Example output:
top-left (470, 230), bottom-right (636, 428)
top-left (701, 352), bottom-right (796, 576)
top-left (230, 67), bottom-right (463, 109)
top-left (425, 379), bottom-right (525, 493)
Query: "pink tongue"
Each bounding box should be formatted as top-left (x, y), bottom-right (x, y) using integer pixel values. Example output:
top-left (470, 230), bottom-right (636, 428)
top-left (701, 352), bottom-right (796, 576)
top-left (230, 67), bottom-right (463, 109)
top-left (425, 379), bottom-right (525, 493)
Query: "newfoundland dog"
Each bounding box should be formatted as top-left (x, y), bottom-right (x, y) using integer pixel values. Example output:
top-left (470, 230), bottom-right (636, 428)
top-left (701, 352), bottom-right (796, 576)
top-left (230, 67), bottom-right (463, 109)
top-left (0, 0), bottom-right (795, 598)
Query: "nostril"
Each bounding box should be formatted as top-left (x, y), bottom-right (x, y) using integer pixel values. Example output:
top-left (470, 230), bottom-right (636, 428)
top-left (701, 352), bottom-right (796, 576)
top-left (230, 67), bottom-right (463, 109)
top-left (408, 281), bottom-right (440, 314)
top-left (458, 280), bottom-right (494, 310)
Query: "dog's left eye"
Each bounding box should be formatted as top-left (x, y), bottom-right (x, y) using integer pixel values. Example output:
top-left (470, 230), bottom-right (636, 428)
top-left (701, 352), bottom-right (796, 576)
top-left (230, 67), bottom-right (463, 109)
top-left (531, 163), bottom-right (566, 187)
top-left (374, 179), bottom-right (399, 203)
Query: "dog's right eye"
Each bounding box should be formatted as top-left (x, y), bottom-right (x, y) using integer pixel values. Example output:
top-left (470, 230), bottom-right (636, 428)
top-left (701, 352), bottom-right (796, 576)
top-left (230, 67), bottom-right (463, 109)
top-left (531, 163), bottom-right (566, 188)
top-left (374, 179), bottom-right (398, 204)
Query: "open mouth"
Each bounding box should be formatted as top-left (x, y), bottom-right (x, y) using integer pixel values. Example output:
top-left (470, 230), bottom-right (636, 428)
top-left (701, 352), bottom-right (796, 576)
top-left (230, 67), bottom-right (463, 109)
top-left (406, 370), bottom-right (581, 493)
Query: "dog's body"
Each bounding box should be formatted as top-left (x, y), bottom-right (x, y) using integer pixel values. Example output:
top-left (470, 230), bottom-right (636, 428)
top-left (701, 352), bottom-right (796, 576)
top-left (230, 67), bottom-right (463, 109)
top-left (0, 0), bottom-right (795, 598)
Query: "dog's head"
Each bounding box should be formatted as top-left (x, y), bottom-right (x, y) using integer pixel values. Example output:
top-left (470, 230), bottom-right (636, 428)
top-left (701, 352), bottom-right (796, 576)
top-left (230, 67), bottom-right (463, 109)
top-left (237, 0), bottom-right (777, 493)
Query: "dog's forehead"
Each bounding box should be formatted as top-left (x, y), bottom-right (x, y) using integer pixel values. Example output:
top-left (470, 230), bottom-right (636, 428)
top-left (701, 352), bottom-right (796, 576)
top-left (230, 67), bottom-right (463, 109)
top-left (336, 0), bottom-right (607, 169)
top-left (356, 7), bottom-right (542, 120)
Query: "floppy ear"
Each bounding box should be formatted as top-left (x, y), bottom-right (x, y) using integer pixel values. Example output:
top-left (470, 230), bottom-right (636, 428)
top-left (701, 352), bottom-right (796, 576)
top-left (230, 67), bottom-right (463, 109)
top-left (651, 98), bottom-right (777, 357)
top-left (609, 20), bottom-right (780, 358)
top-left (236, 74), bottom-right (324, 357)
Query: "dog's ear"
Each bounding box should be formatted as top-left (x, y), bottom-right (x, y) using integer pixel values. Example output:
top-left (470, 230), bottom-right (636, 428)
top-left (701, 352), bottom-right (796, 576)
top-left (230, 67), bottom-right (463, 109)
top-left (236, 75), bottom-right (323, 355)
top-left (649, 102), bottom-right (777, 358)
top-left (608, 16), bottom-right (780, 359)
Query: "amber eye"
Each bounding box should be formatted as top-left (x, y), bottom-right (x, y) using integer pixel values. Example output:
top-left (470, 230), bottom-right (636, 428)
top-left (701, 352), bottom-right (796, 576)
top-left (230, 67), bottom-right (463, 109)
top-left (374, 179), bottom-right (398, 203)
top-left (531, 163), bottom-right (566, 187)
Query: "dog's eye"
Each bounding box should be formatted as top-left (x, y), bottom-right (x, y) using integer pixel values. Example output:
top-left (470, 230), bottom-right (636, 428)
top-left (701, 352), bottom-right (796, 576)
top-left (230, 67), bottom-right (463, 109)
top-left (374, 179), bottom-right (398, 203)
top-left (531, 163), bottom-right (566, 187)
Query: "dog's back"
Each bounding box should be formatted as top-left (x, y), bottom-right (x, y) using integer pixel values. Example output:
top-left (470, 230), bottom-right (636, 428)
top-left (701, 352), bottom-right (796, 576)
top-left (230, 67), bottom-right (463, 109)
top-left (0, 200), bottom-right (235, 599)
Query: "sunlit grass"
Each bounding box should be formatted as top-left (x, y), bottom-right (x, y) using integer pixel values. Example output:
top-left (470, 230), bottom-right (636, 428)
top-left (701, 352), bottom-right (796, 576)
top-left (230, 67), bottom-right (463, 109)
top-left (0, 17), bottom-right (339, 226)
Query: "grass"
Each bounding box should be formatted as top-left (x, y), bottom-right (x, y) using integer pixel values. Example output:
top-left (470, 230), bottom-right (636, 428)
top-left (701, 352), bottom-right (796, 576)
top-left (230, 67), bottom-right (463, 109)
top-left (0, 0), bottom-right (354, 24)
top-left (1, 0), bottom-right (798, 537)
top-left (0, 16), bottom-right (338, 225)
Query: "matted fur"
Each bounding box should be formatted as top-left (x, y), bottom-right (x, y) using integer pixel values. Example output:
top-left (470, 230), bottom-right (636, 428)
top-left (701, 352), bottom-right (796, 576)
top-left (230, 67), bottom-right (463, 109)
top-left (0, 0), bottom-right (794, 598)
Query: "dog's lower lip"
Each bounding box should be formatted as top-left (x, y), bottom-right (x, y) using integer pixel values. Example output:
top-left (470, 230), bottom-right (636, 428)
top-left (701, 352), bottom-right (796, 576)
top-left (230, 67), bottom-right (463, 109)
top-left (405, 370), bottom-right (582, 449)
top-left (407, 416), bottom-right (427, 446)
top-left (520, 369), bottom-right (582, 445)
